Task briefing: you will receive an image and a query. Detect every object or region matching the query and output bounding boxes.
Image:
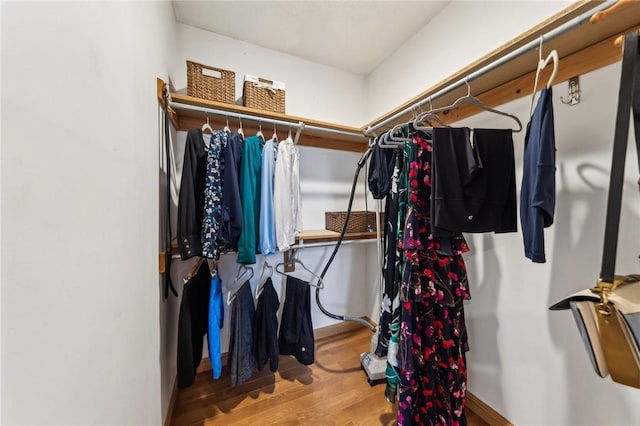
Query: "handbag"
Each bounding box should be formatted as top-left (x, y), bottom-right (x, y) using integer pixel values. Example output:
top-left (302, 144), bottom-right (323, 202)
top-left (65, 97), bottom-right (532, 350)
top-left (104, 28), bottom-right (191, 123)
top-left (549, 30), bottom-right (640, 389)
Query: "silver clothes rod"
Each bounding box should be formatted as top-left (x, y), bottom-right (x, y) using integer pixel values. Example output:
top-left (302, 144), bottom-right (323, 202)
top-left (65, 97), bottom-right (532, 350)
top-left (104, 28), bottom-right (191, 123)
top-left (171, 102), bottom-right (366, 139)
top-left (364, 0), bottom-right (616, 135)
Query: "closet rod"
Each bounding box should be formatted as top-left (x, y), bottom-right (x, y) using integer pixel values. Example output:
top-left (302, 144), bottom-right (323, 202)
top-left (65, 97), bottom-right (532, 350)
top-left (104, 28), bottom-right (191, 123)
top-left (171, 102), bottom-right (366, 139)
top-left (364, 0), bottom-right (616, 135)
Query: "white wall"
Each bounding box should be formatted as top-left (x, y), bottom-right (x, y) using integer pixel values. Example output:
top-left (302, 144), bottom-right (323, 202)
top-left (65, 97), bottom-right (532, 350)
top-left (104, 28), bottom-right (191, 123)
top-left (173, 23), bottom-right (369, 126)
top-left (1, 2), bottom-right (175, 424)
top-left (367, 1), bottom-right (573, 119)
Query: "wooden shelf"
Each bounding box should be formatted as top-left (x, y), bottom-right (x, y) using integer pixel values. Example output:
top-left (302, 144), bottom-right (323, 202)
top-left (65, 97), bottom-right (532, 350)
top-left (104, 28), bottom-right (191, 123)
top-left (295, 229), bottom-right (378, 244)
top-left (157, 81), bottom-right (369, 153)
top-left (363, 1), bottom-right (640, 132)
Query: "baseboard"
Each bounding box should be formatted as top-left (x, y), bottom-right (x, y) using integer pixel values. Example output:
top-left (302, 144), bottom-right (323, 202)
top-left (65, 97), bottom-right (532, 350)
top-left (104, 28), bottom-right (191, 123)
top-left (466, 391), bottom-right (514, 426)
top-left (163, 379), bottom-right (178, 426)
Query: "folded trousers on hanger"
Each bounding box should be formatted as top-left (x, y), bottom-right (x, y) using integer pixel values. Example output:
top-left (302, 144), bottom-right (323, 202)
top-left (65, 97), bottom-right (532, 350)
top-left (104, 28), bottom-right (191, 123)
top-left (431, 127), bottom-right (517, 236)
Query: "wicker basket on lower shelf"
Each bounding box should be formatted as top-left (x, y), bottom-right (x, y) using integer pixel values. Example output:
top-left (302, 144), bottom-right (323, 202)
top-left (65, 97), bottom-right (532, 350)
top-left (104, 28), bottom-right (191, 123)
top-left (325, 211), bottom-right (381, 233)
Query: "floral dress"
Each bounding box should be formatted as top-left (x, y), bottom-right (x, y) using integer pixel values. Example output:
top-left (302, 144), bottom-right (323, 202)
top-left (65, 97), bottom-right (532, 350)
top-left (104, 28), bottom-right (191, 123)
top-left (397, 132), bottom-right (470, 426)
top-left (201, 130), bottom-right (227, 260)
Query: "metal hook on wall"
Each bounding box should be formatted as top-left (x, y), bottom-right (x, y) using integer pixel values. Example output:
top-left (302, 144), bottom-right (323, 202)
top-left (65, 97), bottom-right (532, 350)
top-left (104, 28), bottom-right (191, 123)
top-left (560, 76), bottom-right (581, 105)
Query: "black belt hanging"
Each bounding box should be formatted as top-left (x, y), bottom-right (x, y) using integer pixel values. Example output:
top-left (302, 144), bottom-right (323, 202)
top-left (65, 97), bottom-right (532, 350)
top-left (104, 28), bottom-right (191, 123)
top-left (599, 31), bottom-right (640, 285)
top-left (163, 89), bottom-right (178, 298)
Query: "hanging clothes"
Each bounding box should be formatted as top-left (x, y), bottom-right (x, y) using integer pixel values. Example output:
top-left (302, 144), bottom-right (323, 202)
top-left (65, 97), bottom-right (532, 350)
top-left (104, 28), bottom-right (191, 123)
top-left (208, 271), bottom-right (224, 380)
top-left (176, 260), bottom-right (211, 388)
top-left (253, 277), bottom-right (280, 372)
top-left (431, 127), bottom-right (516, 236)
top-left (218, 131), bottom-right (244, 253)
top-left (237, 136), bottom-right (263, 264)
top-left (385, 138), bottom-right (411, 400)
top-left (201, 130), bottom-right (227, 259)
top-left (396, 132), bottom-right (471, 426)
top-left (278, 275), bottom-right (314, 365)
top-left (259, 138), bottom-right (278, 256)
top-left (375, 150), bottom-right (403, 358)
top-left (368, 142), bottom-right (397, 200)
top-left (521, 86), bottom-right (556, 263)
top-left (228, 281), bottom-right (256, 387)
top-left (274, 137), bottom-right (302, 251)
top-left (177, 129), bottom-right (209, 260)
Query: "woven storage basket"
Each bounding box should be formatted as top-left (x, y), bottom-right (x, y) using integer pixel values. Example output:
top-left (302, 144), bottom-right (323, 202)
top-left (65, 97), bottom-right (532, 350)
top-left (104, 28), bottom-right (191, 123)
top-left (243, 75), bottom-right (286, 113)
top-left (325, 211), bottom-right (381, 233)
top-left (186, 60), bottom-right (235, 104)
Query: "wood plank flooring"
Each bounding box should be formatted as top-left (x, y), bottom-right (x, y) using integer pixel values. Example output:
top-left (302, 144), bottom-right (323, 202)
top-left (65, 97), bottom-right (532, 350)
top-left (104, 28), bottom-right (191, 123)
top-left (170, 327), bottom-right (488, 426)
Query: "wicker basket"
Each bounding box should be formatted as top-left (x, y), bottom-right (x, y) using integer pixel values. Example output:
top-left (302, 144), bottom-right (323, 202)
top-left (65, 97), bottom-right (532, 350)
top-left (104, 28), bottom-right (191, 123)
top-left (186, 60), bottom-right (235, 104)
top-left (325, 211), bottom-right (381, 233)
top-left (243, 75), bottom-right (286, 113)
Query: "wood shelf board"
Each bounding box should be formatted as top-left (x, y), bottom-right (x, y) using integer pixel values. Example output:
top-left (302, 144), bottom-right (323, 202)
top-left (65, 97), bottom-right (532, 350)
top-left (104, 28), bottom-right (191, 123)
top-left (176, 112), bottom-right (367, 153)
top-left (295, 229), bottom-right (378, 244)
top-left (363, 1), bottom-right (640, 132)
top-left (168, 92), bottom-right (369, 152)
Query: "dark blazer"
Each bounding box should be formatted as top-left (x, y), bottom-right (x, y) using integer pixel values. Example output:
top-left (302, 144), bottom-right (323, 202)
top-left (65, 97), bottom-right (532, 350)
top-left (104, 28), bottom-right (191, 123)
top-left (253, 278), bottom-right (280, 372)
top-left (177, 129), bottom-right (208, 260)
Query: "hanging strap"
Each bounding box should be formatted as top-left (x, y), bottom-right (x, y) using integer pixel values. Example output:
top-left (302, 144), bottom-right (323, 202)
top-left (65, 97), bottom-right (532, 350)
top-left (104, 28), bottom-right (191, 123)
top-left (599, 31), bottom-right (640, 285)
top-left (163, 88), bottom-right (178, 298)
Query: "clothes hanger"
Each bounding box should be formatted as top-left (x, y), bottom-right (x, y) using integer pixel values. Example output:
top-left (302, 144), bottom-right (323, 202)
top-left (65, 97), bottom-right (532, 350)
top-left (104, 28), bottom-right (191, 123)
top-left (183, 257), bottom-right (205, 284)
top-left (414, 97), bottom-right (449, 129)
top-left (257, 120), bottom-right (265, 141)
top-left (227, 264), bottom-right (254, 305)
top-left (529, 37), bottom-right (559, 116)
top-left (223, 116), bottom-right (231, 134)
top-left (202, 113), bottom-right (213, 135)
top-left (414, 79), bottom-right (523, 133)
top-left (275, 255), bottom-right (325, 289)
top-left (271, 122), bottom-right (278, 142)
top-left (255, 261), bottom-right (274, 300)
top-left (237, 116), bottom-right (244, 138)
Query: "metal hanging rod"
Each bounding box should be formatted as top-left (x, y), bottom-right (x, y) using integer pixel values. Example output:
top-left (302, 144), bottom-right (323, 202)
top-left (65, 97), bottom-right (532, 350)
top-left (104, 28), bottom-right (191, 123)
top-left (364, 0), bottom-right (616, 136)
top-left (171, 102), bottom-right (366, 139)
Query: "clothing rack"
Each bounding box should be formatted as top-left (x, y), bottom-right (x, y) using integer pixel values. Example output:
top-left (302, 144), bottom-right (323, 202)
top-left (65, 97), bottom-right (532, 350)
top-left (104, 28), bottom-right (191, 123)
top-left (364, 0), bottom-right (639, 135)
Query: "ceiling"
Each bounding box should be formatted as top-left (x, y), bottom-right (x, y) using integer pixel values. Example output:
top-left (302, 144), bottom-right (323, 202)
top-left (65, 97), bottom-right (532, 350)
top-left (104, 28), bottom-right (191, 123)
top-left (172, 1), bottom-right (450, 76)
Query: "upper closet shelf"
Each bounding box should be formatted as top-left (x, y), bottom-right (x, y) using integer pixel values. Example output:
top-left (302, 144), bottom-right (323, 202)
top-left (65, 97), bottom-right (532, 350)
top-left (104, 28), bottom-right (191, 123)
top-left (364, 0), bottom-right (640, 134)
top-left (156, 79), bottom-right (369, 153)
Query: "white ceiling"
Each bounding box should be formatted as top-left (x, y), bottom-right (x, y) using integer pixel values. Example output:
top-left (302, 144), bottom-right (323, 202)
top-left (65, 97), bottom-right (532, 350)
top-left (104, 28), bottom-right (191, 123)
top-left (172, 1), bottom-right (450, 76)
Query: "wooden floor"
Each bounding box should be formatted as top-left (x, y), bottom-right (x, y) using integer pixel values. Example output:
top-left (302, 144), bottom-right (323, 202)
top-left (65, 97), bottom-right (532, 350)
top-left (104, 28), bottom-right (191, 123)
top-left (170, 327), bottom-right (489, 426)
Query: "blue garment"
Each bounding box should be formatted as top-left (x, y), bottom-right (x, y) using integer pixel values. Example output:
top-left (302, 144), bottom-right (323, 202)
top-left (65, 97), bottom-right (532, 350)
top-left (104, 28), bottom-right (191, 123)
top-left (520, 87), bottom-right (556, 263)
top-left (259, 138), bottom-right (278, 255)
top-left (201, 130), bottom-right (227, 260)
top-left (207, 272), bottom-right (224, 380)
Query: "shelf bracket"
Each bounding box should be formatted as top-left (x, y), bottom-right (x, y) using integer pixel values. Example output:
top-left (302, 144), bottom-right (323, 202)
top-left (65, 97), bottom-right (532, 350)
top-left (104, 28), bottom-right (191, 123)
top-left (283, 248), bottom-right (297, 272)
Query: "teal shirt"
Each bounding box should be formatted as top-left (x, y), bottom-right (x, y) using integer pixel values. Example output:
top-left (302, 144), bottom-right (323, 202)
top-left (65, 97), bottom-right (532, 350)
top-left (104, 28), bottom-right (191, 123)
top-left (237, 136), bottom-right (263, 264)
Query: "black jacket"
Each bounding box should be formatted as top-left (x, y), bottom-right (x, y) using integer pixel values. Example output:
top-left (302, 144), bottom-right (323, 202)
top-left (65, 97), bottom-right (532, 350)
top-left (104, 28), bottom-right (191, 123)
top-left (177, 129), bottom-right (208, 260)
top-left (177, 261), bottom-right (211, 388)
top-left (253, 278), bottom-right (280, 372)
